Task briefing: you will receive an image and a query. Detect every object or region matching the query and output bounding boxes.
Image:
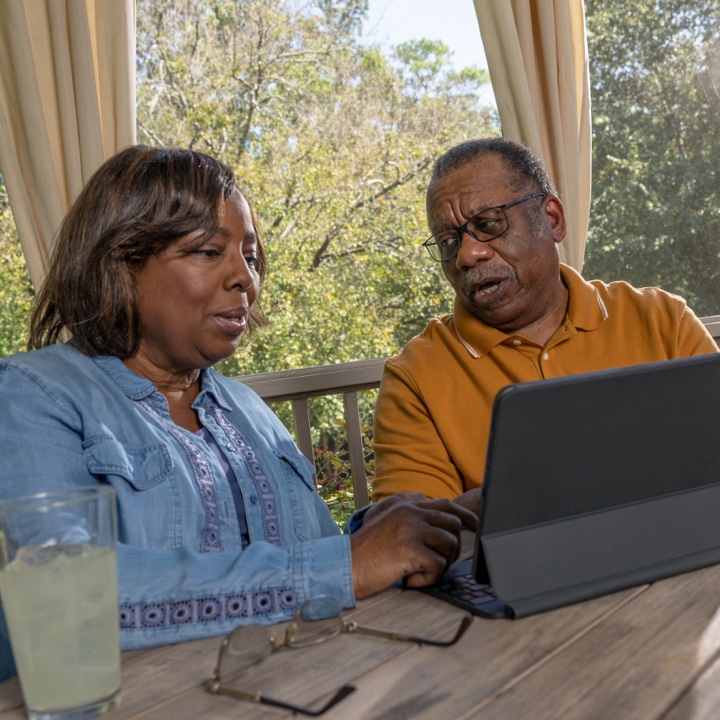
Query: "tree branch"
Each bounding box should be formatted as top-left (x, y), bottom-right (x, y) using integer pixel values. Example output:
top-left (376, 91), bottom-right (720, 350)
top-left (310, 155), bottom-right (434, 270)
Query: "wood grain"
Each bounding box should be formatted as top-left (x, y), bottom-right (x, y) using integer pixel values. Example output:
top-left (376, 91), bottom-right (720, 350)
top-left (5, 564), bottom-right (720, 719)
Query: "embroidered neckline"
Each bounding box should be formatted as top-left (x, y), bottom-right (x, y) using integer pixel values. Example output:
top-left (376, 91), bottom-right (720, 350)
top-left (136, 399), bottom-right (222, 553)
top-left (209, 404), bottom-right (281, 547)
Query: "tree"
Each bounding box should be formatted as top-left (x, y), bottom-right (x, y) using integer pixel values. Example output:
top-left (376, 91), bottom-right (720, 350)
top-left (0, 179), bottom-right (33, 357)
top-left (135, 0), bottom-right (496, 380)
top-left (0, 1), bottom-right (495, 372)
top-left (584, 0), bottom-right (720, 316)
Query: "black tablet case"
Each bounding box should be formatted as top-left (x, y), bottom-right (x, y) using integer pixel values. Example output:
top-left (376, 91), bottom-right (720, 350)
top-left (473, 353), bottom-right (720, 618)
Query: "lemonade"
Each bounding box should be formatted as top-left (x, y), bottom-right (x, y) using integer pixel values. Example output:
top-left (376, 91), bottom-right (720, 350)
top-left (0, 544), bottom-right (120, 714)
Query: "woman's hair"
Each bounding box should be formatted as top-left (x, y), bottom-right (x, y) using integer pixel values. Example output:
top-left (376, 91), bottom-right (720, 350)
top-left (29, 145), bottom-right (267, 357)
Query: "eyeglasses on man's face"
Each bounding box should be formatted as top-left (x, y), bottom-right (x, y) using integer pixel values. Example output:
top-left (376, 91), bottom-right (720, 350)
top-left (423, 191), bottom-right (547, 263)
top-left (207, 595), bottom-right (472, 716)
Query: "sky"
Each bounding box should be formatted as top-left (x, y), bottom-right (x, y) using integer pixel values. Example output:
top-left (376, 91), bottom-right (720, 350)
top-left (361, 0), bottom-right (488, 73)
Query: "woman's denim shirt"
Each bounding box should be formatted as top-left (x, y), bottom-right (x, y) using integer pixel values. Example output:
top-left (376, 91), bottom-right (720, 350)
top-left (0, 344), bottom-right (354, 668)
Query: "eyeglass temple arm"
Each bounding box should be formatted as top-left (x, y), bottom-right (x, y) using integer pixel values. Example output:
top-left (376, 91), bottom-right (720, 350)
top-left (208, 676), bottom-right (356, 716)
top-left (343, 615), bottom-right (472, 647)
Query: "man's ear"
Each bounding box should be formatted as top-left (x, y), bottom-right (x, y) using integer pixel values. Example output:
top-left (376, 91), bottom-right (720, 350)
top-left (545, 196), bottom-right (567, 244)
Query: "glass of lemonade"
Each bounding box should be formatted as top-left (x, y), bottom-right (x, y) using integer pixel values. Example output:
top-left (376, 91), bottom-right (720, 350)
top-left (0, 486), bottom-right (120, 720)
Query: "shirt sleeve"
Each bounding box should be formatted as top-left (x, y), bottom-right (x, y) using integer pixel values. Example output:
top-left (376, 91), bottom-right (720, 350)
top-left (116, 532), bottom-right (353, 649)
top-left (676, 304), bottom-right (720, 356)
top-left (372, 360), bottom-right (465, 501)
top-left (344, 505), bottom-right (371, 534)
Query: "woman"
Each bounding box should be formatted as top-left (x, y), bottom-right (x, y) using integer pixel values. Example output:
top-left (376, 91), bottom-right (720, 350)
top-left (0, 146), bottom-right (472, 675)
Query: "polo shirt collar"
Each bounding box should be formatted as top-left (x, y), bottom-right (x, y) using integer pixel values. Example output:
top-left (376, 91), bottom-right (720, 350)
top-left (453, 263), bottom-right (608, 358)
top-left (562, 263), bottom-right (609, 330)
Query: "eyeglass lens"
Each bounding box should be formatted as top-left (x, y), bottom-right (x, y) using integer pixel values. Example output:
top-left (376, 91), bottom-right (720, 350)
top-left (466, 210), bottom-right (508, 242)
top-left (288, 596), bottom-right (343, 646)
top-left (425, 192), bottom-right (546, 262)
top-left (218, 597), bottom-right (344, 684)
top-left (431, 209), bottom-right (508, 262)
top-left (217, 623), bottom-right (275, 683)
top-left (211, 598), bottom-right (355, 717)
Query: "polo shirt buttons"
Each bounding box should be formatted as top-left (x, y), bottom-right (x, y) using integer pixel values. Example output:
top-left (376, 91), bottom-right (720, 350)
top-left (543, 352), bottom-right (550, 361)
top-left (512, 339), bottom-right (522, 346)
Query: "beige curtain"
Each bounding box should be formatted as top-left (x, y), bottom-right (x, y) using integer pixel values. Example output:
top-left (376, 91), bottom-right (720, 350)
top-left (473, 0), bottom-right (591, 271)
top-left (0, 0), bottom-right (136, 291)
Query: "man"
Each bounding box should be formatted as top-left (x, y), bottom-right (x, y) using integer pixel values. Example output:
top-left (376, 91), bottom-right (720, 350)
top-left (372, 137), bottom-right (718, 510)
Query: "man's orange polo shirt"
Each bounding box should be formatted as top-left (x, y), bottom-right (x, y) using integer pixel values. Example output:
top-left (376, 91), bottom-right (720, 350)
top-left (372, 264), bottom-right (719, 501)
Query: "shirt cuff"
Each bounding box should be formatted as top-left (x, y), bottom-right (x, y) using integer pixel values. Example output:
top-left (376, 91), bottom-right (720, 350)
top-left (344, 505), bottom-right (371, 535)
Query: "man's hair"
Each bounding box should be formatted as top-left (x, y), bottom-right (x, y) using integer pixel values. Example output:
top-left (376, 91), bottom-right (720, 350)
top-left (30, 145), bottom-right (267, 357)
top-left (430, 137), bottom-right (557, 196)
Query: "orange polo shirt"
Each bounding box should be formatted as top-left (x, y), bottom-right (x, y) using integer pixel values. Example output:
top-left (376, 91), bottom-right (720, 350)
top-left (372, 264), bottom-right (719, 501)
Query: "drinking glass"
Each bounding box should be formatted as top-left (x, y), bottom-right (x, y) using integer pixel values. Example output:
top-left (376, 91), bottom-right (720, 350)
top-left (0, 486), bottom-right (120, 720)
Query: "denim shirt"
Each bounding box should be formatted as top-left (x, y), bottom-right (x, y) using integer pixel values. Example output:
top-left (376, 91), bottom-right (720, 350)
top-left (0, 343), bottom-right (354, 674)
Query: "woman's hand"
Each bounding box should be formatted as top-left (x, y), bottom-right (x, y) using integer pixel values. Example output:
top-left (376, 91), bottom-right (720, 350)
top-left (349, 494), bottom-right (477, 599)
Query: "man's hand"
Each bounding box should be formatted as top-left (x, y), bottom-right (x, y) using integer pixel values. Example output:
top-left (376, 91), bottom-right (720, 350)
top-left (360, 491), bottom-right (477, 530)
top-left (349, 495), bottom-right (476, 599)
top-left (453, 487), bottom-right (483, 515)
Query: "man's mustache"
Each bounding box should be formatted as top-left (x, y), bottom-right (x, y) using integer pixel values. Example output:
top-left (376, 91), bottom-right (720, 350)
top-left (461, 268), bottom-right (514, 295)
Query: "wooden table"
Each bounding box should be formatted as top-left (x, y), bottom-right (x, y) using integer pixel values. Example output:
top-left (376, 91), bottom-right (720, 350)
top-left (4, 561), bottom-right (720, 719)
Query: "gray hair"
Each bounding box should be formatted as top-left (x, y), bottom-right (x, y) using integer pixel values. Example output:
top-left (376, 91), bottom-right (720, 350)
top-left (430, 137), bottom-right (556, 195)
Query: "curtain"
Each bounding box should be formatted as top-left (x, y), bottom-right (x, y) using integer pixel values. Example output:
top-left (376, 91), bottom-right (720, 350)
top-left (473, 0), bottom-right (591, 271)
top-left (0, 0), bottom-right (136, 291)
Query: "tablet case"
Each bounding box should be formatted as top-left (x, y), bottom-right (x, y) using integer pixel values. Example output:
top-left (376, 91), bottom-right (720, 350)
top-left (473, 353), bottom-right (720, 618)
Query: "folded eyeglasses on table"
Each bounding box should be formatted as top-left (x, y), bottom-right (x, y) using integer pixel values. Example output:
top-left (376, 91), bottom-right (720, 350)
top-left (207, 595), bottom-right (472, 716)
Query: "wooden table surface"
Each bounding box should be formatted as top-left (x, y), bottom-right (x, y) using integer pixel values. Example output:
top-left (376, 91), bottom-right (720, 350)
top-left (4, 558), bottom-right (720, 719)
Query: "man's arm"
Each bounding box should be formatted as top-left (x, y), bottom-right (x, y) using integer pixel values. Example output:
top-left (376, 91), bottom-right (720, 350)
top-left (372, 361), bottom-right (466, 501)
top-left (676, 305), bottom-right (719, 357)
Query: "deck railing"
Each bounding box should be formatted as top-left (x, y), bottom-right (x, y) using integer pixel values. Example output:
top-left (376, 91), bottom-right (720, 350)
top-left (235, 357), bottom-right (385, 509)
top-left (235, 316), bottom-right (720, 512)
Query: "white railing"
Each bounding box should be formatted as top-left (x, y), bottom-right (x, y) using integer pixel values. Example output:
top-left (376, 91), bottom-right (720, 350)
top-left (703, 315), bottom-right (720, 342)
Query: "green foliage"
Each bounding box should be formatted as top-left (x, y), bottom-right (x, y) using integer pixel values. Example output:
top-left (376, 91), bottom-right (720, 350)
top-left (314, 412), bottom-right (375, 529)
top-left (135, 0), bottom-right (496, 389)
top-left (584, 0), bottom-right (720, 315)
top-left (0, 183), bottom-right (33, 356)
top-left (394, 39), bottom-right (490, 97)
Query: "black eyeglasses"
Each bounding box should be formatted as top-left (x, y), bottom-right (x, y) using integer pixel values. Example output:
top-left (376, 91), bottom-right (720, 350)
top-left (423, 192), bottom-right (547, 262)
top-left (207, 595), bottom-right (472, 716)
